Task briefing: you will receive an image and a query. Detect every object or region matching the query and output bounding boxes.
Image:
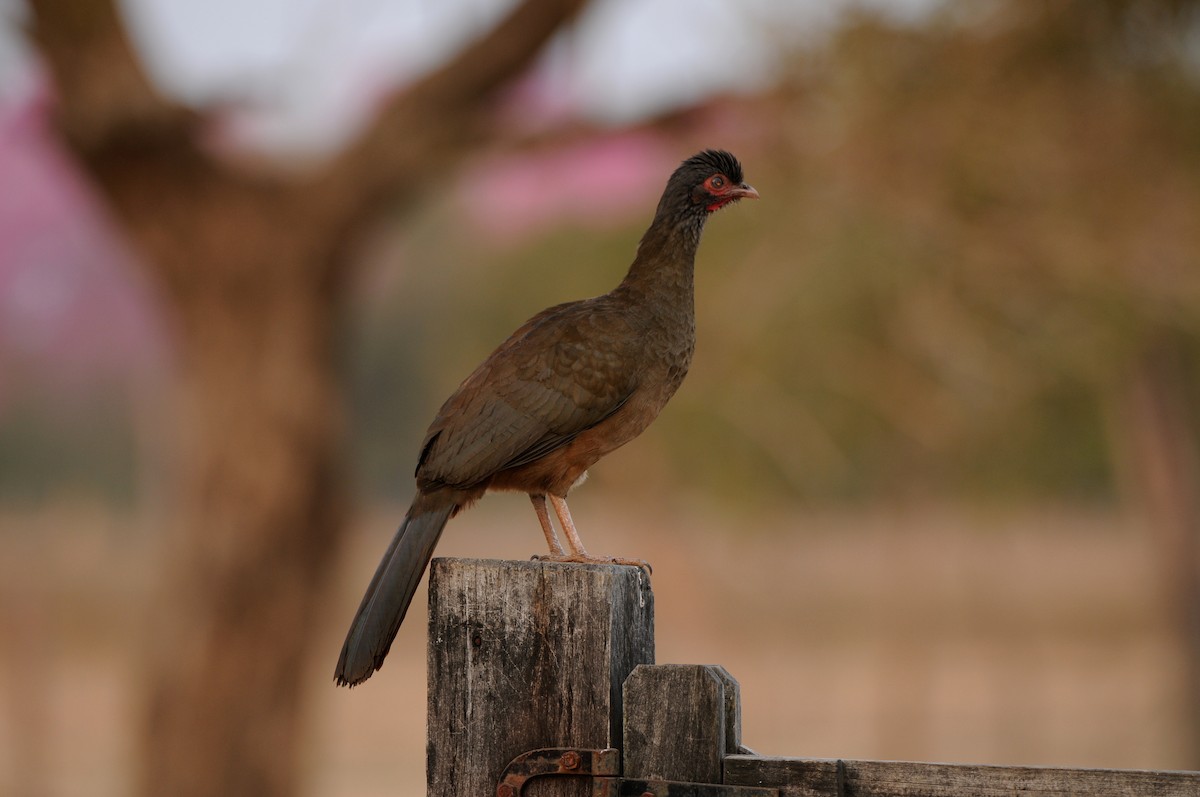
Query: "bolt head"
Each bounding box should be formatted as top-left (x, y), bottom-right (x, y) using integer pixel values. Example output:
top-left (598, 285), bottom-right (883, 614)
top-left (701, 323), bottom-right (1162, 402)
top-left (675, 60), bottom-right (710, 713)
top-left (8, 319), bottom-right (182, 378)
top-left (560, 750), bottom-right (581, 770)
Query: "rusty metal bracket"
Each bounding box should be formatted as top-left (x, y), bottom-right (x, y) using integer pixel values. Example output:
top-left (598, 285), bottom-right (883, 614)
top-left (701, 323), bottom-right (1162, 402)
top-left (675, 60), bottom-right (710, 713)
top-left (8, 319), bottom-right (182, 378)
top-left (496, 748), bottom-right (777, 797)
top-left (496, 747), bottom-right (619, 796)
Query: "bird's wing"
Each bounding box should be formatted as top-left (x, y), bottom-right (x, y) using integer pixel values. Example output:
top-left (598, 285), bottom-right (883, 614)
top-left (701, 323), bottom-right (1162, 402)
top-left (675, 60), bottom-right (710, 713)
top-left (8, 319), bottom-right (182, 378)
top-left (416, 298), bottom-right (641, 489)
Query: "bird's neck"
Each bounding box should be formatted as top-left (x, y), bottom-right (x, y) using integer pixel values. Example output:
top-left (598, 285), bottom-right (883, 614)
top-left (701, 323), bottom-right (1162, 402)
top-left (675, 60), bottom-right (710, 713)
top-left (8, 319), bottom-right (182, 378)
top-left (614, 213), bottom-right (705, 309)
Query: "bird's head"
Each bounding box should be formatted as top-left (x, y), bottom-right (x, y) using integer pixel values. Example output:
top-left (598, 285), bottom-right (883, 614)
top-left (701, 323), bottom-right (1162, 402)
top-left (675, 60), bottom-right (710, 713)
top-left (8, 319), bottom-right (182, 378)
top-left (655, 150), bottom-right (758, 229)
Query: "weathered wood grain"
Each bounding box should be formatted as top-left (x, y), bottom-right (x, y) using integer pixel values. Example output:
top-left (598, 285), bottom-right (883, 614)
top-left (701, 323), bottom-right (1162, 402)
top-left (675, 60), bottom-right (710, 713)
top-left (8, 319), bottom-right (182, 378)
top-left (709, 664), bottom-right (745, 754)
top-left (427, 558), bottom-right (654, 797)
top-left (723, 755), bottom-right (1200, 796)
top-left (623, 664), bottom-right (730, 784)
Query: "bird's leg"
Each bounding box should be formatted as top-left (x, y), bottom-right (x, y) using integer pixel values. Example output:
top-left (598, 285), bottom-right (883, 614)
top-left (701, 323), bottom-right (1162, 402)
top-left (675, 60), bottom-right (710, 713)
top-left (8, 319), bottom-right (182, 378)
top-left (548, 494), bottom-right (589, 557)
top-left (546, 495), bottom-right (652, 574)
top-left (530, 494), bottom-right (567, 557)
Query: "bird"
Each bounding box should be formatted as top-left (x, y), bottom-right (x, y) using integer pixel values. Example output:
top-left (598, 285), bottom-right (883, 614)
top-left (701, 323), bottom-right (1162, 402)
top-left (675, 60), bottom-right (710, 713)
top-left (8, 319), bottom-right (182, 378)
top-left (335, 149), bottom-right (757, 687)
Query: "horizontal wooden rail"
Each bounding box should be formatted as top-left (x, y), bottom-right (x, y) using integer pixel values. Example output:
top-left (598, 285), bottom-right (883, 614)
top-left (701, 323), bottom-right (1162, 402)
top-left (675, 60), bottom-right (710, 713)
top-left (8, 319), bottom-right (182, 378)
top-left (723, 755), bottom-right (1200, 796)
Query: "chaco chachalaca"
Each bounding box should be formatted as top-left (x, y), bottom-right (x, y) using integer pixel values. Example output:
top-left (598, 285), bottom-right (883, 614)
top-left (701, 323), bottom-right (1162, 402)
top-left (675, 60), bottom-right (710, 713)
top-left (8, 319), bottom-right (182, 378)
top-left (336, 149), bottom-right (757, 686)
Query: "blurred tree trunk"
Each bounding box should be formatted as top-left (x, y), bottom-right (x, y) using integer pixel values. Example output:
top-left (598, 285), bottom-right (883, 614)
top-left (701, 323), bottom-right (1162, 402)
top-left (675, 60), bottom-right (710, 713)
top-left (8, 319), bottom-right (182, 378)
top-left (28, 1), bottom-right (588, 795)
top-left (1116, 333), bottom-right (1200, 765)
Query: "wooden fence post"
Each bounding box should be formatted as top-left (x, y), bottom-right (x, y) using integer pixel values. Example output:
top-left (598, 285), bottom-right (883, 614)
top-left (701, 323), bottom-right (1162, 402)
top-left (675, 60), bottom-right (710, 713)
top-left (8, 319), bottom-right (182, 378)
top-left (426, 557), bottom-right (654, 797)
top-left (622, 664), bottom-right (744, 784)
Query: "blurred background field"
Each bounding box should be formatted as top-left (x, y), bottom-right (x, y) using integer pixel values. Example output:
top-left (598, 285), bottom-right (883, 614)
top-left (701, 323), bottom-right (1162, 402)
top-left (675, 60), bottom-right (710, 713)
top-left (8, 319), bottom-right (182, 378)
top-left (3, 1), bottom-right (1200, 795)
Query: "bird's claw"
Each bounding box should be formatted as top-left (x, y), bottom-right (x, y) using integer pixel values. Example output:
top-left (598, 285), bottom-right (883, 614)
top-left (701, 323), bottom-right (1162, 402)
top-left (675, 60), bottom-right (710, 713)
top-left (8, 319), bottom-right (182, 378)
top-left (600, 556), bottom-right (653, 576)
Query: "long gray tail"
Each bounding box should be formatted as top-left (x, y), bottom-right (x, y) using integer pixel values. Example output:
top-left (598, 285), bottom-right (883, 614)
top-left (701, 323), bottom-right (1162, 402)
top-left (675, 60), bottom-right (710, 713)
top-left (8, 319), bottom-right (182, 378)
top-left (335, 497), bottom-right (454, 686)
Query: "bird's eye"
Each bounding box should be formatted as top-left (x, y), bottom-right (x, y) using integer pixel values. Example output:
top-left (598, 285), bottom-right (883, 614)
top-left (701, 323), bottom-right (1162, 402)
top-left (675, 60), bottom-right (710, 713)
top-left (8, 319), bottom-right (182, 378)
top-left (710, 175), bottom-right (726, 190)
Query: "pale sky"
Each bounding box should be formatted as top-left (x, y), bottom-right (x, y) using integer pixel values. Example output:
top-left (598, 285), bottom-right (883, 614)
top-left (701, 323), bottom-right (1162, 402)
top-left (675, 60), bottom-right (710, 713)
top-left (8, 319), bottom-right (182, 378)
top-left (119, 0), bottom-right (940, 153)
top-left (5, 0), bottom-right (942, 152)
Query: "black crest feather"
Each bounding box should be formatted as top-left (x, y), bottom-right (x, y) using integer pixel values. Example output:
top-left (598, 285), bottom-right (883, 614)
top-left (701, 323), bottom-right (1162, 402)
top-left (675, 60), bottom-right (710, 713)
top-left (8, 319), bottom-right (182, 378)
top-left (681, 149), bottom-right (744, 184)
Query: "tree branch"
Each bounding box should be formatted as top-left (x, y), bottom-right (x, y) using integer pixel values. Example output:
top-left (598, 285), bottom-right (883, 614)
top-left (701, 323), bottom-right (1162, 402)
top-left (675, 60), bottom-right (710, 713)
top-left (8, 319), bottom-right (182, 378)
top-left (27, 0), bottom-right (197, 156)
top-left (326, 0), bottom-right (588, 214)
top-left (29, 0), bottom-right (592, 285)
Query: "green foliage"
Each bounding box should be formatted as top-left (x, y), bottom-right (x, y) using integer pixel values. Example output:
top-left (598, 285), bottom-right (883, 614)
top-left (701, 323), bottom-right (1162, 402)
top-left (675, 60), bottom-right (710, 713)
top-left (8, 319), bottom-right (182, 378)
top-left (678, 3), bottom-right (1200, 505)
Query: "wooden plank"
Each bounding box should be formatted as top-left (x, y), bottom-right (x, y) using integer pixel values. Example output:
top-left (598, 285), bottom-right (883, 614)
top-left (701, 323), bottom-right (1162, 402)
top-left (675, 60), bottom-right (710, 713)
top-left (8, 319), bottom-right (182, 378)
top-left (708, 664), bottom-right (746, 754)
top-left (723, 755), bottom-right (1200, 797)
top-left (427, 557), bottom-right (654, 797)
top-left (623, 664), bottom-right (728, 783)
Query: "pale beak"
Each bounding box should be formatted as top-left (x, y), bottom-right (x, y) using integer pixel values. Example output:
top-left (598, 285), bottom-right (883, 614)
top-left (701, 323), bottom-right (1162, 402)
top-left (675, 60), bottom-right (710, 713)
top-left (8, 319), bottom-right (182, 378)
top-left (730, 183), bottom-right (759, 200)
